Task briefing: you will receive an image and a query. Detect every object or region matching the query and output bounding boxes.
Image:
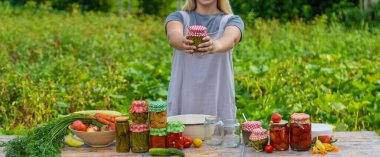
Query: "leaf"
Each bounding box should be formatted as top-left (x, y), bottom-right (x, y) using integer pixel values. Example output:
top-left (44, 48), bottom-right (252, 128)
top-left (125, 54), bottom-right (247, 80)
top-left (57, 102), bottom-right (68, 108)
top-left (109, 94), bottom-right (126, 99)
top-left (331, 102), bottom-right (346, 112)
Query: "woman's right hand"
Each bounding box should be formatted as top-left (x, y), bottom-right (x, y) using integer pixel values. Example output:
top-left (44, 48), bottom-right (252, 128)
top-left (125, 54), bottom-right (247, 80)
top-left (182, 36), bottom-right (196, 54)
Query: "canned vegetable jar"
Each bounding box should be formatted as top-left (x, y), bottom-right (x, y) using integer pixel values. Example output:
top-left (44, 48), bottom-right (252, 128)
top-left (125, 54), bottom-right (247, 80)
top-left (187, 25), bottom-right (207, 52)
top-left (130, 100), bottom-right (148, 124)
top-left (150, 127), bottom-right (167, 148)
top-left (115, 117), bottom-right (130, 152)
top-left (270, 120), bottom-right (289, 151)
top-left (130, 123), bottom-right (149, 153)
top-left (148, 101), bottom-right (167, 128)
top-left (242, 121), bottom-right (261, 146)
top-left (167, 121), bottom-right (185, 150)
top-left (290, 113), bottom-right (311, 151)
top-left (250, 128), bottom-right (268, 152)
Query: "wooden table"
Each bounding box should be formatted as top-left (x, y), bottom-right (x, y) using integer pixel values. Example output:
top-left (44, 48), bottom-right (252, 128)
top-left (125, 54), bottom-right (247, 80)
top-left (1, 132), bottom-right (379, 157)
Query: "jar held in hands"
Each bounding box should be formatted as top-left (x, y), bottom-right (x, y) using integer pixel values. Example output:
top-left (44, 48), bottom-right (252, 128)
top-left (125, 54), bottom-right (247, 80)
top-left (187, 25), bottom-right (207, 52)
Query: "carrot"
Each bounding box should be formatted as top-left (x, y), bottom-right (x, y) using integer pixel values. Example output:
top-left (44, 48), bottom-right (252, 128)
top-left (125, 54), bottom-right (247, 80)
top-left (94, 113), bottom-right (118, 123)
top-left (95, 116), bottom-right (112, 125)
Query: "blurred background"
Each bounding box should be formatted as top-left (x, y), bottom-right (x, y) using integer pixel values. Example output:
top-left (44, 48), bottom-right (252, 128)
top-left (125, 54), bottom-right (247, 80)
top-left (0, 0), bottom-right (379, 135)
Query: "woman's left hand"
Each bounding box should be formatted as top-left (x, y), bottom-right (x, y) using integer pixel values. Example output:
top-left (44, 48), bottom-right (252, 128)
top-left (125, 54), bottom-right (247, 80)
top-left (197, 36), bottom-right (214, 55)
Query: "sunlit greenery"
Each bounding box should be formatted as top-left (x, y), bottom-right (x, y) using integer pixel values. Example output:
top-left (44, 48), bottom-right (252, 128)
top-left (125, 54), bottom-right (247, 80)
top-left (0, 4), bottom-right (379, 135)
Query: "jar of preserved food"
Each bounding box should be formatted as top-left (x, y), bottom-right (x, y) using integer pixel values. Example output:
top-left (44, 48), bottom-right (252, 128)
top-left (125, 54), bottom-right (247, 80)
top-left (130, 100), bottom-right (148, 124)
top-left (187, 25), bottom-right (207, 52)
top-left (115, 117), bottom-right (130, 152)
top-left (250, 128), bottom-right (268, 152)
top-left (290, 113), bottom-right (311, 151)
top-left (167, 121), bottom-right (185, 150)
top-left (270, 120), bottom-right (289, 151)
top-left (150, 127), bottom-right (167, 148)
top-left (148, 101), bottom-right (167, 128)
top-left (242, 121), bottom-right (261, 146)
top-left (130, 123), bottom-right (149, 153)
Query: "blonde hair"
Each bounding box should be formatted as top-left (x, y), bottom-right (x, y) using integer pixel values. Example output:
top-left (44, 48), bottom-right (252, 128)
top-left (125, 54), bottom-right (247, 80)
top-left (182, 0), bottom-right (233, 14)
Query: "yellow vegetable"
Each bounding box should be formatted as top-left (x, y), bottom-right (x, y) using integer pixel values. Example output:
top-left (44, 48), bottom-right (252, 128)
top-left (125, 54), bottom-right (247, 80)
top-left (312, 138), bottom-right (340, 155)
top-left (193, 138), bottom-right (203, 148)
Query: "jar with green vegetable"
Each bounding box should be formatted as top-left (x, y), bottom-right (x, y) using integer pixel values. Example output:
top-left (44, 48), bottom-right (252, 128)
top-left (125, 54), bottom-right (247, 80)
top-left (130, 100), bottom-right (148, 124)
top-left (150, 127), bottom-right (167, 148)
top-left (130, 123), bottom-right (149, 153)
top-left (115, 117), bottom-right (130, 152)
top-left (167, 121), bottom-right (185, 150)
top-left (148, 101), bottom-right (167, 128)
top-left (242, 121), bottom-right (261, 146)
top-left (250, 128), bottom-right (268, 152)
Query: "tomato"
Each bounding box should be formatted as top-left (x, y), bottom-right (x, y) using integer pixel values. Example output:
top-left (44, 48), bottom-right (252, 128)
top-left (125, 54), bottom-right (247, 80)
top-left (271, 113), bottom-right (282, 123)
top-left (265, 145), bottom-right (273, 153)
top-left (71, 120), bottom-right (83, 130)
top-left (183, 136), bottom-right (192, 148)
top-left (312, 136), bottom-right (337, 144)
top-left (77, 124), bottom-right (88, 131)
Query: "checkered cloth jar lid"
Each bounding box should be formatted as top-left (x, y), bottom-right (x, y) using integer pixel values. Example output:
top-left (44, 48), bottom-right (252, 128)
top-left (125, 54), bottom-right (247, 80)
top-left (242, 121), bottom-right (262, 131)
top-left (188, 25), bottom-right (207, 37)
top-left (130, 123), bottom-right (149, 132)
top-left (249, 128), bottom-right (268, 141)
top-left (130, 100), bottom-right (148, 113)
top-left (290, 113), bottom-right (310, 124)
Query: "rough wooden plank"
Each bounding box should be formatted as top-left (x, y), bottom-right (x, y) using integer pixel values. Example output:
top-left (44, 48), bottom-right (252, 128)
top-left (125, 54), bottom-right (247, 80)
top-left (0, 132), bottom-right (379, 157)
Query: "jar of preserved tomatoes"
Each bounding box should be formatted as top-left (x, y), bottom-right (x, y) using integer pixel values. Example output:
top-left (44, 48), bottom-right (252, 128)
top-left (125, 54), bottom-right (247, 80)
top-left (148, 101), bottom-right (167, 128)
top-left (290, 113), bottom-right (311, 151)
top-left (166, 121), bottom-right (185, 150)
top-left (250, 128), bottom-right (268, 152)
top-left (130, 123), bottom-right (149, 153)
top-left (242, 121), bottom-right (261, 146)
top-left (150, 127), bottom-right (167, 148)
top-left (270, 120), bottom-right (289, 151)
top-left (130, 100), bottom-right (148, 124)
top-left (115, 117), bottom-right (130, 152)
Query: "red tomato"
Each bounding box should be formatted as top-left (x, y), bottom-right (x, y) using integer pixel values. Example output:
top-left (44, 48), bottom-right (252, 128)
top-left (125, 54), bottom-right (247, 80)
top-left (183, 136), bottom-right (193, 148)
top-left (271, 113), bottom-right (282, 123)
top-left (71, 120), bottom-right (83, 130)
top-left (265, 145), bottom-right (273, 153)
top-left (77, 124), bottom-right (88, 131)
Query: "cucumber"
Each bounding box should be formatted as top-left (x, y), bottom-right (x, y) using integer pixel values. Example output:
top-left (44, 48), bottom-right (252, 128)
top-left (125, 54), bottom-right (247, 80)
top-left (92, 121), bottom-right (104, 128)
top-left (149, 148), bottom-right (185, 157)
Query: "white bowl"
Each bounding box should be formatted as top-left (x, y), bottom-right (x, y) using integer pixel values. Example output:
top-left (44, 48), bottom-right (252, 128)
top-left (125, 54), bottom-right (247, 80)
top-left (167, 114), bottom-right (215, 140)
top-left (312, 123), bottom-right (334, 138)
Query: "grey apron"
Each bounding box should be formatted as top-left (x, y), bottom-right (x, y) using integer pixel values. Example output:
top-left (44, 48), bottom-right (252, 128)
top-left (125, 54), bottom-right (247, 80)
top-left (167, 11), bottom-right (236, 119)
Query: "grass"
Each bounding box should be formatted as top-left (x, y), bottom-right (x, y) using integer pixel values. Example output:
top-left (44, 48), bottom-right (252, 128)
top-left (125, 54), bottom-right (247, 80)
top-left (0, 4), bottom-right (379, 135)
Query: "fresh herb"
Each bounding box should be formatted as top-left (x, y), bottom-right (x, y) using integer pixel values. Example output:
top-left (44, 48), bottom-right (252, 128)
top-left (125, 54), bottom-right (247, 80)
top-left (4, 114), bottom-right (93, 157)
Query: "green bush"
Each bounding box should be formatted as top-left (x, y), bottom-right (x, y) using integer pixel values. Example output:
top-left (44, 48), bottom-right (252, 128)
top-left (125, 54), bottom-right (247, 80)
top-left (9, 0), bottom-right (114, 11)
top-left (0, 5), bottom-right (379, 135)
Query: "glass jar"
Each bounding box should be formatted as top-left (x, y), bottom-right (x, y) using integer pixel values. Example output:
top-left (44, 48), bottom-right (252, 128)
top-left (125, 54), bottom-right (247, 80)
top-left (221, 119), bottom-right (241, 148)
top-left (130, 123), bottom-right (149, 153)
top-left (250, 128), bottom-right (268, 152)
top-left (187, 25), bottom-right (207, 52)
top-left (148, 101), bottom-right (167, 128)
top-left (166, 121), bottom-right (185, 150)
top-left (115, 117), bottom-right (130, 152)
top-left (204, 116), bottom-right (223, 146)
top-left (290, 113), bottom-right (311, 151)
top-left (150, 127), bottom-right (167, 148)
top-left (270, 120), bottom-right (289, 151)
top-left (130, 100), bottom-right (148, 124)
top-left (242, 121), bottom-right (261, 146)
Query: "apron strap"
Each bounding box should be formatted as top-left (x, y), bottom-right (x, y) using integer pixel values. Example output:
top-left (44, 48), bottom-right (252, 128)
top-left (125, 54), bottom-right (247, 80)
top-left (217, 14), bottom-right (233, 38)
top-left (179, 11), bottom-right (190, 35)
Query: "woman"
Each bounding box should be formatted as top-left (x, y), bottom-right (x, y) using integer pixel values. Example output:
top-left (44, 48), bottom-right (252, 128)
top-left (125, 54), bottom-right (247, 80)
top-left (165, 0), bottom-right (244, 119)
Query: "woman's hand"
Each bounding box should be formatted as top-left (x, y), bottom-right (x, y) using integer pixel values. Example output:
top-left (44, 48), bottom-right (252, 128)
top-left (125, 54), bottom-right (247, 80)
top-left (197, 36), bottom-right (215, 55)
top-left (182, 36), bottom-right (196, 54)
